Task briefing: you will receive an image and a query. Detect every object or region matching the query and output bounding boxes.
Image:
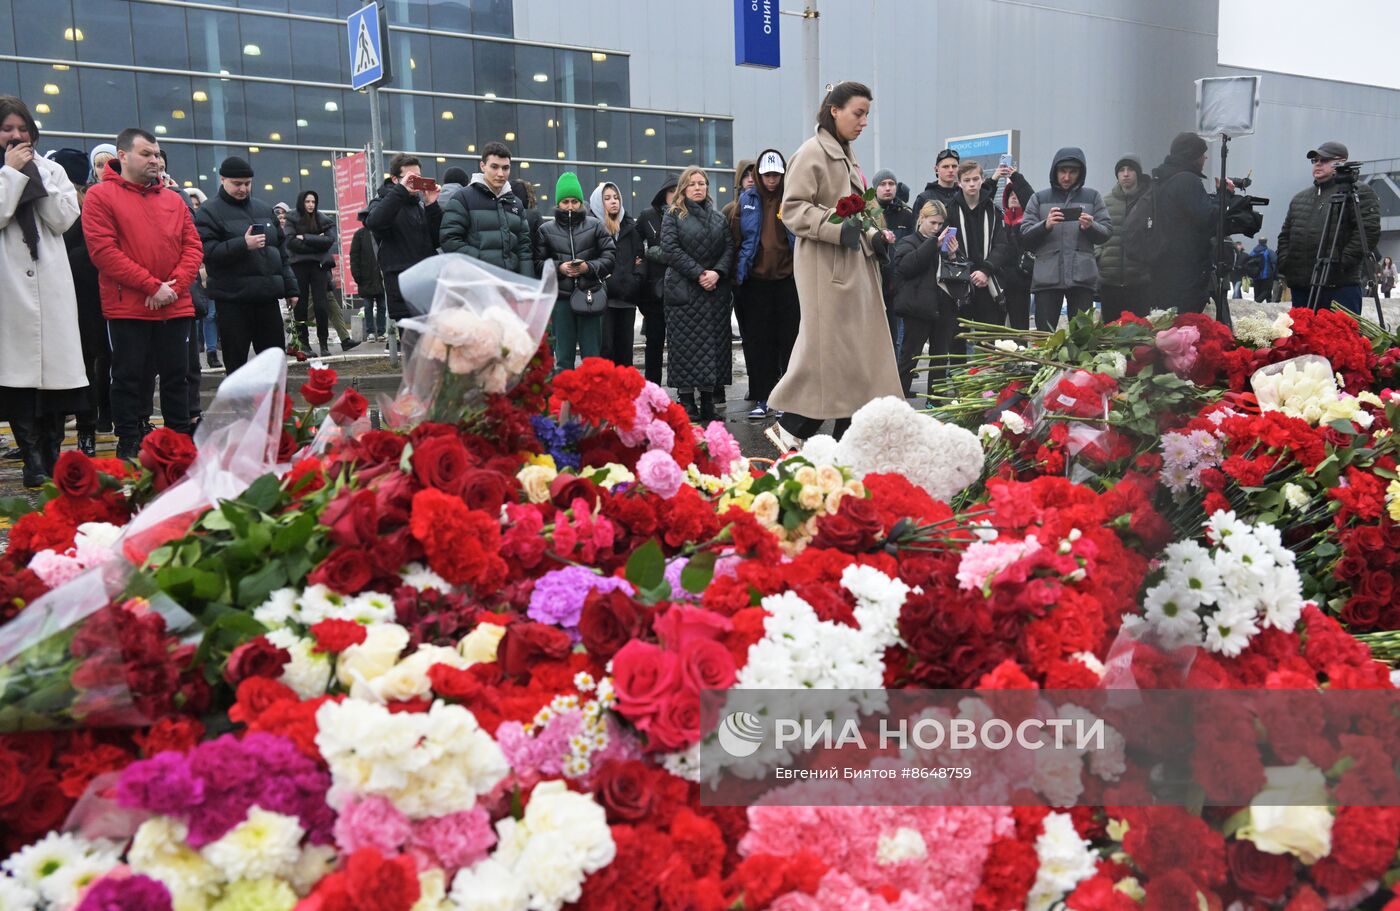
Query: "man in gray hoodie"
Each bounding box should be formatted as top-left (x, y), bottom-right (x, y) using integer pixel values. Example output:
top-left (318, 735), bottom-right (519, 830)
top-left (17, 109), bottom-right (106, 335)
top-left (1021, 147), bottom-right (1112, 330)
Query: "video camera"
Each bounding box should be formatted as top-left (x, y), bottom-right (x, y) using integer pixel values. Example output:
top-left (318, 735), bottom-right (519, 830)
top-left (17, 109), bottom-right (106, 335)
top-left (1221, 180), bottom-right (1268, 238)
top-left (1332, 161), bottom-right (1363, 185)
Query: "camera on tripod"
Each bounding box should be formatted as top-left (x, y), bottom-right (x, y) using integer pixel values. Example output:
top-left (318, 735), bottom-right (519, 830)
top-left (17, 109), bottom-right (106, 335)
top-left (1332, 161), bottom-right (1363, 185)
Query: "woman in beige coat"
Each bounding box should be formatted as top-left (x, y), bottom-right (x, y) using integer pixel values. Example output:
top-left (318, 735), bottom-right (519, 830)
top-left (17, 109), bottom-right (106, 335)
top-left (766, 81), bottom-right (903, 451)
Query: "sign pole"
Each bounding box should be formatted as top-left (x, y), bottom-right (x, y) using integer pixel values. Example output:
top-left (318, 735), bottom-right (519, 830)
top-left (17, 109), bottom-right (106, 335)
top-left (803, 0), bottom-right (820, 125)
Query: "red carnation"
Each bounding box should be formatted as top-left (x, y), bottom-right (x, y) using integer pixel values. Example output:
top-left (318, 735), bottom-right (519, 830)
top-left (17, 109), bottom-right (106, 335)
top-left (311, 618), bottom-right (369, 653)
top-left (549, 357), bottom-right (646, 427)
top-left (408, 488), bottom-right (507, 590)
top-left (139, 427), bottom-right (197, 492)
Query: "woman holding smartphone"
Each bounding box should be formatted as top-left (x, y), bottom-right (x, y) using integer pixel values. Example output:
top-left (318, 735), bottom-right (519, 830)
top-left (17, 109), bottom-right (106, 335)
top-left (534, 171), bottom-right (615, 369)
top-left (765, 81), bottom-right (903, 450)
top-left (892, 201), bottom-right (965, 397)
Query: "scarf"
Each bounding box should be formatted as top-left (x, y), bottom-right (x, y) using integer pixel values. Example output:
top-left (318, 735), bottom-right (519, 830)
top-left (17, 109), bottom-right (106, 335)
top-left (12, 156), bottom-right (48, 260)
top-left (1003, 204), bottom-right (1024, 227)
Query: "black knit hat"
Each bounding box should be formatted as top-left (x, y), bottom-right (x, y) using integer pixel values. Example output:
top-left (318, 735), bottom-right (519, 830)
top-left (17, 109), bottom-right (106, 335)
top-left (1168, 133), bottom-right (1208, 161)
top-left (219, 156), bottom-right (254, 179)
top-left (46, 148), bottom-right (90, 187)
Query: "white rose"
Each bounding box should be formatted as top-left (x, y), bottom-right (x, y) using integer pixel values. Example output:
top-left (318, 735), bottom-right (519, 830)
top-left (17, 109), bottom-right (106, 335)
top-left (460, 623), bottom-right (508, 665)
top-left (337, 623), bottom-right (410, 689)
top-left (751, 492), bottom-right (780, 526)
top-left (517, 464), bottom-right (556, 504)
top-left (1236, 762), bottom-right (1333, 863)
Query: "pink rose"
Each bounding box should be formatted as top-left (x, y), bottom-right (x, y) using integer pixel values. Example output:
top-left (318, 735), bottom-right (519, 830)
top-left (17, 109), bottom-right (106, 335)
top-left (636, 449), bottom-right (684, 498)
top-left (611, 640), bottom-right (681, 720)
top-left (1155, 325), bottom-right (1200, 376)
top-left (646, 693), bottom-right (704, 750)
top-left (653, 604), bottom-right (732, 650)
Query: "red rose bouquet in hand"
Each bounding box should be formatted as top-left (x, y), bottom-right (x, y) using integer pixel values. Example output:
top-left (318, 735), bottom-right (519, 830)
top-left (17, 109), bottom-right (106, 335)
top-left (827, 188), bottom-right (881, 230)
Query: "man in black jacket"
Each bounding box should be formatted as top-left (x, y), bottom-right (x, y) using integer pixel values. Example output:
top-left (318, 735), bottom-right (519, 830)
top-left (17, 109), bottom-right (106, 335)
top-left (1277, 141), bottom-right (1381, 314)
top-left (438, 141), bottom-right (533, 276)
top-left (872, 168), bottom-right (914, 346)
top-left (1151, 133), bottom-right (1219, 315)
top-left (911, 149), bottom-right (1003, 228)
top-left (364, 154), bottom-right (443, 332)
top-left (946, 160), bottom-right (1007, 326)
top-left (636, 175), bottom-right (678, 384)
top-left (194, 156), bottom-right (298, 374)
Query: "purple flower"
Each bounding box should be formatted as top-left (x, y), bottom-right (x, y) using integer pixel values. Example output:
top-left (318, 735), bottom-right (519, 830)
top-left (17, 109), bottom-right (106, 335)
top-left (115, 752), bottom-right (204, 815)
top-left (526, 565), bottom-right (633, 630)
top-left (75, 874), bottom-right (173, 911)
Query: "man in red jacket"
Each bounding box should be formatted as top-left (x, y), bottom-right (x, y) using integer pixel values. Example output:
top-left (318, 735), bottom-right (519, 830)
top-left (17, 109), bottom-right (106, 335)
top-left (83, 127), bottom-right (203, 460)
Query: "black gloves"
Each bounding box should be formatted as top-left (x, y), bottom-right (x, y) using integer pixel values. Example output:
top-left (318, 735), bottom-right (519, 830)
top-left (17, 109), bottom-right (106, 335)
top-left (839, 219), bottom-right (862, 250)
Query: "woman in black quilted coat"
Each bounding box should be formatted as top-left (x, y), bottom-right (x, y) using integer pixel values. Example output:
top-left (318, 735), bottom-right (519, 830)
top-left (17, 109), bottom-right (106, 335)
top-left (661, 167), bottom-right (734, 422)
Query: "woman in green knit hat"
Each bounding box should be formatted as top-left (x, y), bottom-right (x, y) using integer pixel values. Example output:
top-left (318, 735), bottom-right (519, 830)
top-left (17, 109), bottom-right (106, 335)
top-left (533, 172), bottom-right (617, 368)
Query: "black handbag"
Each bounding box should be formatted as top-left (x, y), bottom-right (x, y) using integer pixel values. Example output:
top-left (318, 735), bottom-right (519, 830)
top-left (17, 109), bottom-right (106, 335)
top-left (940, 256), bottom-right (975, 310)
top-left (567, 222), bottom-right (608, 315)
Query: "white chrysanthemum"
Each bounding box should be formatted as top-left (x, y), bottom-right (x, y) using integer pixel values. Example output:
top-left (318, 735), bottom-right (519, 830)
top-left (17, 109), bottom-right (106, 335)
top-left (1205, 510), bottom-right (1251, 547)
top-left (400, 563), bottom-right (453, 593)
top-left (265, 629), bottom-right (333, 699)
top-left (128, 816), bottom-right (223, 904)
top-left (485, 781), bottom-right (614, 911)
top-left (1, 832), bottom-right (104, 895)
top-left (1026, 812), bottom-right (1099, 911)
top-left (336, 623), bottom-right (411, 689)
top-left (288, 844), bottom-right (338, 896)
top-left (1203, 606), bottom-right (1259, 658)
top-left (1141, 583), bottom-right (1204, 646)
top-left (449, 859), bottom-right (529, 911)
top-left (660, 743), bottom-right (703, 782)
top-left (296, 584), bottom-right (355, 625)
top-left (253, 588), bottom-right (301, 629)
top-left (200, 807), bottom-right (305, 883)
top-left (346, 591), bottom-right (397, 625)
top-left (0, 875), bottom-right (37, 911)
top-left (41, 851), bottom-right (116, 908)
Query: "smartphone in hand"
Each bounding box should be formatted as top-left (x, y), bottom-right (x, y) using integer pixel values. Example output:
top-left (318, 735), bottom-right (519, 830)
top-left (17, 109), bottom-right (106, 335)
top-left (940, 226), bottom-right (958, 252)
top-left (1058, 207), bottom-right (1084, 222)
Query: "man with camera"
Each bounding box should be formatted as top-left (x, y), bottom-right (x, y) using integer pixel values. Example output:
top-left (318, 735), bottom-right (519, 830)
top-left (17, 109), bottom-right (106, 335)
top-left (1277, 141), bottom-right (1381, 314)
top-left (194, 155), bottom-right (299, 374)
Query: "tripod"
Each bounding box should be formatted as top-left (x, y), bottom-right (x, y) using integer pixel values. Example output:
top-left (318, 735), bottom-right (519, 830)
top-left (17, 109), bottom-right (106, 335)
top-left (1305, 178), bottom-right (1386, 329)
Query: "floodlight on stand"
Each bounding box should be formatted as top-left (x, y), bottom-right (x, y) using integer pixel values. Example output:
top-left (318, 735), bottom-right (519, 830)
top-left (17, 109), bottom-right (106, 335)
top-left (1196, 75), bottom-right (1259, 137)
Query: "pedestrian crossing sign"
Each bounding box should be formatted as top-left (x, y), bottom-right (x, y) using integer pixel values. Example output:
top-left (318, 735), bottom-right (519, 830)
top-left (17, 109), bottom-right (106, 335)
top-left (347, 3), bottom-right (385, 90)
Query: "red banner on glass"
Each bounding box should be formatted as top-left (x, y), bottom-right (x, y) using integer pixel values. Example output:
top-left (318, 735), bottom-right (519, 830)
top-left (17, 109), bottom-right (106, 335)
top-left (332, 151), bottom-right (369, 297)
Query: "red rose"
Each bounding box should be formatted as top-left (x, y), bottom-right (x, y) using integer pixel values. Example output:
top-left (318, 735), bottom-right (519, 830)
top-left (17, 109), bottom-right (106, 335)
top-left (592, 759), bottom-right (656, 822)
top-left (1227, 840), bottom-right (1293, 900)
top-left (311, 618), bottom-right (369, 653)
top-left (427, 663), bottom-right (484, 701)
top-left (300, 365), bottom-right (338, 405)
top-left (0, 748), bottom-right (23, 807)
top-left (52, 450), bottom-right (100, 498)
top-left (497, 621), bottom-right (573, 678)
top-left (460, 469), bottom-right (517, 514)
top-left (834, 193), bottom-right (864, 218)
top-left (278, 429), bottom-right (300, 463)
top-left (307, 546), bottom-right (375, 594)
top-left (812, 496), bottom-right (884, 552)
top-left (646, 693), bottom-right (702, 750)
top-left (679, 638), bottom-right (736, 692)
top-left (351, 430), bottom-right (407, 477)
top-left (550, 474), bottom-right (601, 509)
top-left (8, 771), bottom-right (68, 835)
top-left (579, 588), bottom-right (646, 660)
top-left (412, 433), bottom-right (475, 495)
top-left (611, 641), bottom-right (681, 719)
top-left (139, 427), bottom-right (198, 492)
top-left (329, 386), bottom-right (368, 423)
top-left (223, 636), bottom-right (292, 686)
top-left (321, 489), bottom-right (379, 548)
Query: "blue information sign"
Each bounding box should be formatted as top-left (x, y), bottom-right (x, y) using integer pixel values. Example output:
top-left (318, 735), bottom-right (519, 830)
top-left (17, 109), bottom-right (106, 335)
top-left (347, 3), bottom-right (385, 90)
top-left (734, 0), bottom-right (780, 69)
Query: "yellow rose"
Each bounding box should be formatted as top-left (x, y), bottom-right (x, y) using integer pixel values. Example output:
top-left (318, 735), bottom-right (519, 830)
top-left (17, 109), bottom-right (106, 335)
top-left (797, 484), bottom-right (824, 511)
top-left (1386, 479), bottom-right (1400, 523)
top-left (751, 492), bottom-right (780, 526)
top-left (815, 464), bottom-right (844, 495)
top-left (793, 465), bottom-right (818, 487)
top-left (459, 622), bottom-right (508, 664)
top-left (517, 464), bottom-right (557, 503)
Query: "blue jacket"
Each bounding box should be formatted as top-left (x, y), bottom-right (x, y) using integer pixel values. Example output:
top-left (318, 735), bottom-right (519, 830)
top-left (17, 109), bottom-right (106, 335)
top-left (1249, 242), bottom-right (1276, 280)
top-left (734, 186), bottom-right (794, 285)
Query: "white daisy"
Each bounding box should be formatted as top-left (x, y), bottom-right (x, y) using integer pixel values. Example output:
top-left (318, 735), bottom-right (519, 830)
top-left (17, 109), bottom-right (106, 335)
top-left (1142, 584), bottom-right (1204, 646)
top-left (1203, 608), bottom-right (1259, 657)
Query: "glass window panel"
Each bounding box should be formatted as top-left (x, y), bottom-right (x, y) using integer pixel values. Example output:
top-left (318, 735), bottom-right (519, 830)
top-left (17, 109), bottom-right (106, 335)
top-left (0, 1), bottom-right (15, 55)
top-left (79, 68), bottom-right (138, 138)
top-left (430, 35), bottom-right (472, 94)
top-left (475, 100), bottom-right (516, 152)
top-left (137, 73), bottom-right (193, 140)
top-left (383, 0), bottom-right (428, 27)
top-left (472, 0), bottom-right (512, 37)
top-left (514, 45), bottom-right (554, 103)
top-left (433, 96), bottom-right (475, 156)
top-left (293, 85), bottom-right (345, 148)
top-left (237, 14), bottom-right (291, 79)
top-left (193, 145), bottom-right (225, 192)
top-left (554, 50), bottom-right (592, 105)
top-left (700, 119), bottom-right (724, 170)
top-left (296, 0), bottom-right (340, 14)
top-left (515, 105), bottom-right (556, 165)
top-left (594, 110), bottom-right (628, 164)
top-left (557, 107), bottom-right (593, 163)
top-left (302, 151), bottom-right (342, 213)
top-left (73, 0), bottom-right (132, 65)
top-left (161, 142), bottom-right (198, 190)
top-left (337, 0), bottom-right (365, 16)
top-left (17, 2), bottom-right (77, 59)
top-left (428, 0), bottom-right (471, 33)
top-left (665, 116), bottom-right (699, 168)
top-left (591, 52), bottom-right (628, 108)
top-left (190, 75), bottom-right (247, 144)
top-left (340, 88), bottom-right (370, 145)
top-left (239, 0), bottom-right (288, 11)
top-left (713, 120), bottom-right (734, 170)
top-left (533, 164), bottom-right (559, 208)
top-left (246, 82), bottom-right (292, 151)
top-left (131, 3), bottom-right (189, 70)
top-left (289, 21), bottom-right (343, 85)
top-left (631, 113), bottom-right (663, 167)
top-left (387, 92), bottom-right (434, 154)
top-left (187, 8), bottom-right (241, 75)
top-left (472, 40), bottom-right (514, 100)
top-left (387, 31), bottom-right (430, 94)
top-left (19, 62), bottom-right (82, 135)
top-left (251, 146), bottom-right (299, 203)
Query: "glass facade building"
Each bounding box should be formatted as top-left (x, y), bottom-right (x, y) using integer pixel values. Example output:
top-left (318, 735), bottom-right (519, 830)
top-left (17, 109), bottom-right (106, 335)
top-left (0, 0), bottom-right (733, 212)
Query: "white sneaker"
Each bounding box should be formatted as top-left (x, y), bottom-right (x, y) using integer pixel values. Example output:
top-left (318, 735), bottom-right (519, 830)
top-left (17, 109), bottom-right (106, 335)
top-left (763, 422), bottom-right (803, 455)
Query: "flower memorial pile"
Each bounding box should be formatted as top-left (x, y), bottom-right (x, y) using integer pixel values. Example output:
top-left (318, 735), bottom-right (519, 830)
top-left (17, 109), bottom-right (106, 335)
top-left (1, 253), bottom-right (1399, 911)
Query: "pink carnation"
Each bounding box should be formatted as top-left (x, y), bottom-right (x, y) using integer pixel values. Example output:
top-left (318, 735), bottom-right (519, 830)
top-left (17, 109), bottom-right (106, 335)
top-left (954, 537), bottom-right (1042, 592)
top-left (333, 795), bottom-right (412, 855)
top-left (27, 549), bottom-right (84, 587)
top-left (644, 419), bottom-right (675, 453)
top-left (407, 806), bottom-right (497, 875)
top-left (636, 449), bottom-right (684, 498)
top-left (1155, 325), bottom-right (1200, 376)
top-left (703, 421), bottom-right (743, 474)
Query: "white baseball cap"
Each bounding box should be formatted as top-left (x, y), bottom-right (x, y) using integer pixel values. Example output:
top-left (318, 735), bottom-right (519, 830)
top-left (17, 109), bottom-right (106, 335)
top-left (757, 151), bottom-right (785, 175)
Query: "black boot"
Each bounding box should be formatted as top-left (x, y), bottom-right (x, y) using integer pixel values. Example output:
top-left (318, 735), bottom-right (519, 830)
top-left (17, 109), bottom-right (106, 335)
top-left (10, 420), bottom-right (47, 489)
top-left (77, 430), bottom-right (96, 456)
top-left (699, 390), bottom-right (716, 423)
top-left (678, 391), bottom-right (699, 423)
top-left (207, 349), bottom-right (222, 369)
top-left (37, 413), bottom-right (65, 477)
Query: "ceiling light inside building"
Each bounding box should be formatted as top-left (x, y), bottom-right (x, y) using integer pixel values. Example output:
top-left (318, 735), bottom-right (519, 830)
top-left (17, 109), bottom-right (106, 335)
top-left (597, 102), bottom-right (608, 108)
top-left (599, 168), bottom-right (608, 173)
top-left (269, 132), bottom-right (281, 140)
top-left (154, 125), bottom-right (167, 134)
top-left (300, 168), bottom-right (310, 176)
top-left (282, 176), bottom-right (291, 183)
top-left (467, 144), bottom-right (476, 153)
top-left (172, 109), bottom-right (186, 119)
top-left (410, 58), bottom-right (416, 69)
top-left (321, 160), bottom-right (331, 167)
top-left (264, 184), bottom-right (273, 191)
top-left (504, 131), bottom-right (516, 141)
top-left (243, 43), bottom-right (260, 55)
top-left (557, 152), bottom-right (565, 159)
top-left (64, 27), bottom-right (84, 41)
top-left (34, 103), bottom-right (50, 113)
top-left (546, 119), bottom-right (554, 128)
top-left (683, 149), bottom-right (692, 155)
top-left (532, 73), bottom-right (548, 82)
top-left (633, 175), bottom-right (641, 181)
top-left (592, 52), bottom-right (607, 62)
top-left (296, 118), bottom-right (308, 127)
top-left (596, 140), bottom-right (607, 149)
top-left (249, 146), bottom-right (260, 153)
top-left (193, 90), bottom-right (208, 102)
top-left (51, 64), bottom-right (69, 71)
top-left (436, 156), bottom-right (446, 163)
top-left (43, 84), bottom-right (59, 95)
top-left (183, 181), bottom-right (192, 187)
top-left (519, 161), bottom-right (529, 168)
top-left (483, 92), bottom-right (496, 100)
top-left (324, 101), bottom-right (338, 111)
top-left (441, 110), bottom-right (454, 120)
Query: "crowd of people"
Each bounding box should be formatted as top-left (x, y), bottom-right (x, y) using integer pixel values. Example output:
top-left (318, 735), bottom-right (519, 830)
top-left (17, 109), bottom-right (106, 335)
top-left (0, 81), bottom-right (1390, 484)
